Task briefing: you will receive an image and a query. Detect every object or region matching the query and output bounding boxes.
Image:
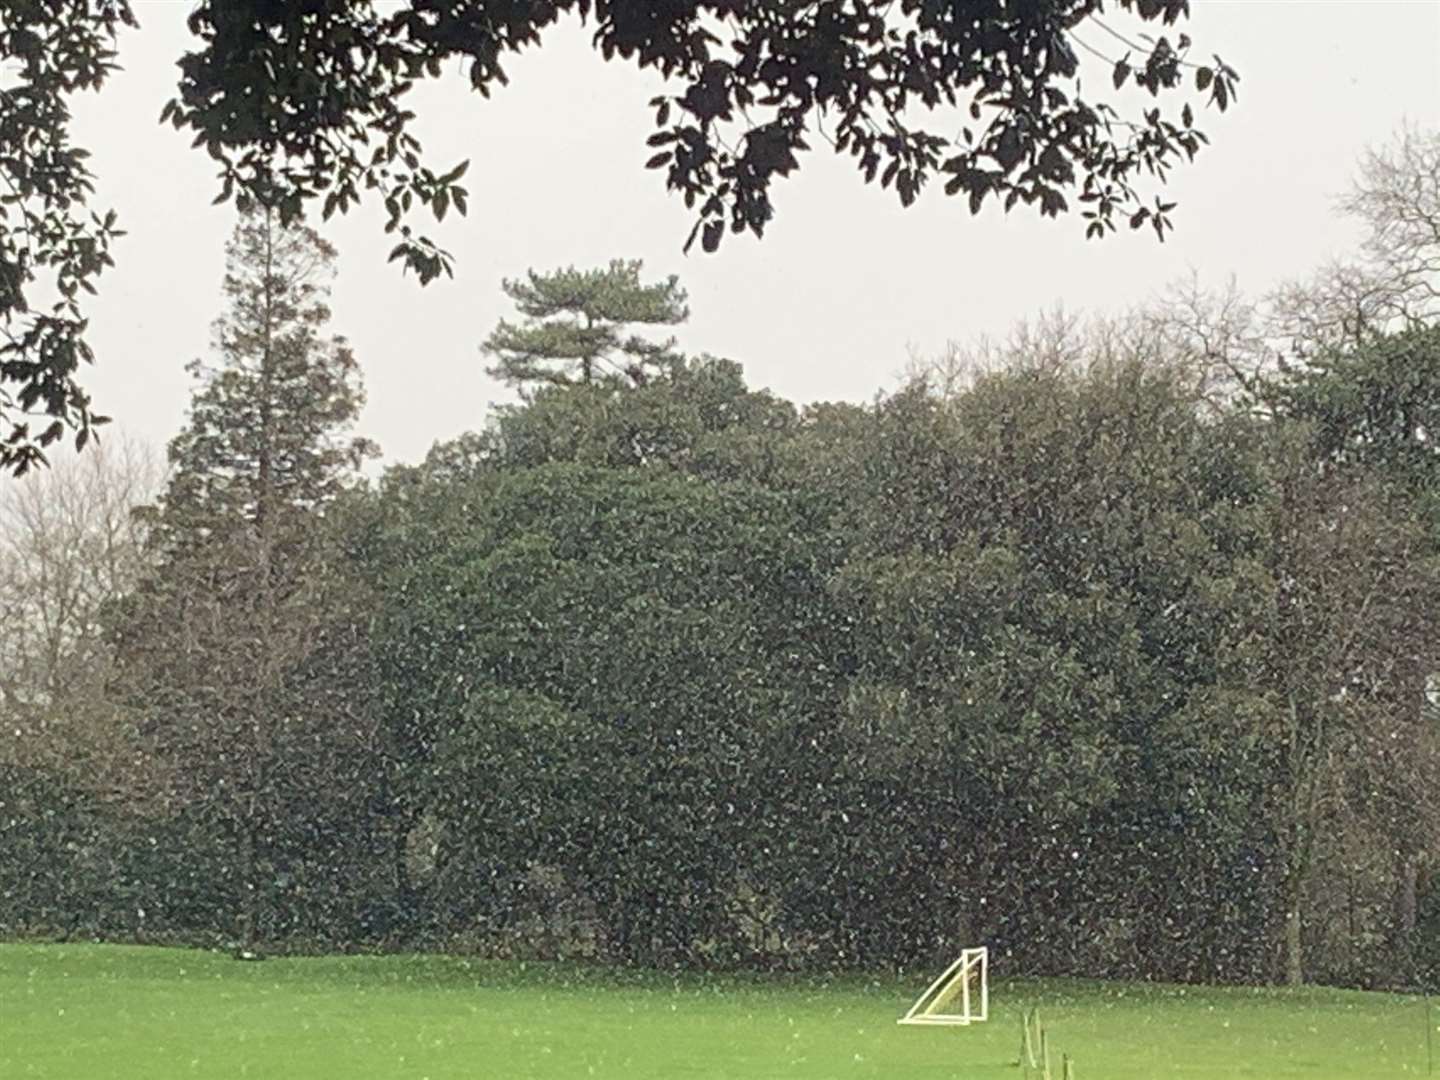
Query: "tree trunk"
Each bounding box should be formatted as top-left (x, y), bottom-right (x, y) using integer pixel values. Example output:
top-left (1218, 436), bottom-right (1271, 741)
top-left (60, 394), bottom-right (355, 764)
top-left (1283, 859), bottom-right (1305, 986)
top-left (392, 801), bottom-right (419, 928)
top-left (237, 209), bottom-right (278, 959)
top-left (1391, 851), bottom-right (1419, 982)
top-left (238, 712), bottom-right (268, 955)
top-left (1394, 856), bottom-right (1418, 937)
top-left (239, 811), bottom-right (258, 951)
top-left (1282, 690), bottom-right (1309, 987)
top-left (1284, 905), bottom-right (1303, 986)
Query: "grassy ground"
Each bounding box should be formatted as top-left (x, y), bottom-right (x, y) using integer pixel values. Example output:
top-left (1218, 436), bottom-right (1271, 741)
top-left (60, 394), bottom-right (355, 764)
top-left (1, 942), bottom-right (1433, 1079)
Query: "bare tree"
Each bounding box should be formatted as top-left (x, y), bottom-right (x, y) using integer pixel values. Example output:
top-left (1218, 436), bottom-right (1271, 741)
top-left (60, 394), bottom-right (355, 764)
top-left (1271, 125), bottom-right (1440, 354)
top-left (900, 306), bottom-right (1103, 402)
top-left (1135, 273), bottom-right (1274, 412)
top-left (1343, 125), bottom-right (1440, 321)
top-left (915, 129), bottom-right (1439, 422)
top-left (0, 432), bottom-right (163, 798)
top-left (904, 294), bottom-right (1269, 419)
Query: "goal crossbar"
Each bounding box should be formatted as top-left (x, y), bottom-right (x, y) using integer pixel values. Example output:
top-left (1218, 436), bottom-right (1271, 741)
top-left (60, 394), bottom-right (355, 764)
top-left (897, 946), bottom-right (988, 1026)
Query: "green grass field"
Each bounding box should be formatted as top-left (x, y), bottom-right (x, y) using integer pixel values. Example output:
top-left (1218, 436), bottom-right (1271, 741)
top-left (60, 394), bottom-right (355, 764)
top-left (1, 943), bottom-right (1433, 1079)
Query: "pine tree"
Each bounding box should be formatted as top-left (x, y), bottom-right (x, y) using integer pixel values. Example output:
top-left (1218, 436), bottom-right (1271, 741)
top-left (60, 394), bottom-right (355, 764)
top-left (482, 260), bottom-right (689, 390)
top-left (116, 209), bottom-right (379, 955)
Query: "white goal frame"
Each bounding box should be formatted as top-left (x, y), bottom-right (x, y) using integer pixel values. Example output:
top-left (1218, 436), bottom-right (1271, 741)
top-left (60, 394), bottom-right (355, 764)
top-left (897, 946), bottom-right (988, 1026)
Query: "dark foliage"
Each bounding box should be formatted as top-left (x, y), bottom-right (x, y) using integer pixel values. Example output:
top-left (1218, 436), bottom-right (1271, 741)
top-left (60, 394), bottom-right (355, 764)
top-left (2, 1), bottom-right (1238, 470)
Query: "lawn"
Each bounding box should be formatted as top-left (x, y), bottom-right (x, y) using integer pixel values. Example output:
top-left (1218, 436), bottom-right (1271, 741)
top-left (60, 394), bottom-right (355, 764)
top-left (0, 943), bottom-right (1432, 1079)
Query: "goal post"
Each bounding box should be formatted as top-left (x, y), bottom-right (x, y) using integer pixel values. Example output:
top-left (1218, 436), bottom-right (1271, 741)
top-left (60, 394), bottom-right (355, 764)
top-left (898, 946), bottom-right (988, 1026)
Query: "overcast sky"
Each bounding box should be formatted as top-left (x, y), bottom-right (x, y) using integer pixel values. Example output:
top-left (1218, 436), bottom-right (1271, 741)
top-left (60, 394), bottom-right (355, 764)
top-left (62, 0), bottom-right (1440, 470)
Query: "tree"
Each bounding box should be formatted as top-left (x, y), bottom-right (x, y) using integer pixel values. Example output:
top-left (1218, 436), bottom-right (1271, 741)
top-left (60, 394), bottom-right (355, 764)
top-left (1344, 128), bottom-right (1440, 322)
top-left (1270, 126), bottom-right (1440, 356)
top-left (1201, 423), bottom-right (1440, 986)
top-left (1257, 325), bottom-right (1440, 984)
top-left (482, 260), bottom-right (689, 390)
top-left (1265, 325), bottom-right (1440, 511)
top-left (463, 352), bottom-right (796, 479)
top-left (1088, 127), bottom-right (1440, 422)
top-left (0, 433), bottom-right (161, 801)
top-left (145, 213), bottom-right (376, 551)
top-left (0, 1), bottom-right (132, 475)
top-left (809, 354), bottom-right (1275, 976)
top-left (165, 1), bottom-right (1237, 252)
top-left (3, 1), bottom-right (1240, 472)
top-left (365, 437), bottom-right (842, 965)
top-left (113, 208), bottom-right (379, 953)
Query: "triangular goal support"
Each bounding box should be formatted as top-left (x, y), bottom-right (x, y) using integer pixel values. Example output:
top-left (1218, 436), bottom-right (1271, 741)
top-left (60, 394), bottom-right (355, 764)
top-left (897, 946), bottom-right (988, 1026)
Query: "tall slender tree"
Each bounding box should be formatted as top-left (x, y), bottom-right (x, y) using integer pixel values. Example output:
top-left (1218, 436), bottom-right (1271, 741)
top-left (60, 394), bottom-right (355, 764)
top-left (115, 208), bottom-right (378, 954)
top-left (149, 212), bottom-right (375, 548)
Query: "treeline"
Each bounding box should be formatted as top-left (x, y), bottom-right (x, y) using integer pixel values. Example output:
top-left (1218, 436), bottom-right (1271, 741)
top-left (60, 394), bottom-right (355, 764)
top-left (6, 327), bottom-right (1440, 987)
top-left (358, 329), bottom-right (1440, 989)
top-left (4, 132), bottom-right (1440, 990)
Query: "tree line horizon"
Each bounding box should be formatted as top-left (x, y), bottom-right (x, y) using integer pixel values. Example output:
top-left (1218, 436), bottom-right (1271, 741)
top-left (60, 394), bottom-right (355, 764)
top-left (2, 128), bottom-right (1439, 993)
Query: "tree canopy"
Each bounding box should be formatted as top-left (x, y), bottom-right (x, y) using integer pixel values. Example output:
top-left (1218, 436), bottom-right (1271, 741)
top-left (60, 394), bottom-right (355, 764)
top-left (483, 260), bottom-right (689, 390)
top-left (0, 0), bottom-right (1239, 473)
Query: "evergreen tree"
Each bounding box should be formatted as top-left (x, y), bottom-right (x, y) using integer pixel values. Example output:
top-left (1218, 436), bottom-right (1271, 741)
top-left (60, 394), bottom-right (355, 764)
top-left (115, 209), bottom-right (379, 954)
top-left (482, 260), bottom-right (689, 390)
top-left (150, 212), bottom-right (375, 550)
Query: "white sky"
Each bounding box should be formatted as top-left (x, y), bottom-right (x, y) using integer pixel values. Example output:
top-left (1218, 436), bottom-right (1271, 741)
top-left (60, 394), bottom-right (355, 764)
top-left (62, 0), bottom-right (1440, 469)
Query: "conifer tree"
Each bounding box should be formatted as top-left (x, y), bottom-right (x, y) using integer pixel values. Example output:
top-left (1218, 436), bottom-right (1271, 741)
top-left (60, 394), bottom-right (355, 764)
top-left (482, 260), bottom-right (689, 391)
top-left (150, 212), bottom-right (375, 549)
top-left (116, 209), bottom-right (378, 954)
